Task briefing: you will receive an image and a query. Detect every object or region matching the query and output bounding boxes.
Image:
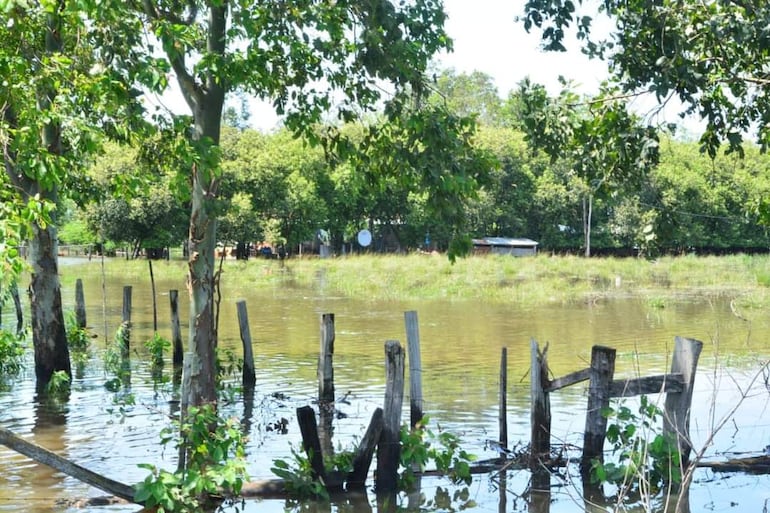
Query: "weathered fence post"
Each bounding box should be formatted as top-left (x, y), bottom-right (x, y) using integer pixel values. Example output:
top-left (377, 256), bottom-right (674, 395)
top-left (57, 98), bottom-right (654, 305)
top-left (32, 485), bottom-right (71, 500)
top-left (347, 407), bottom-right (384, 489)
top-left (318, 313), bottom-right (336, 462)
top-left (581, 345), bottom-right (616, 476)
top-left (530, 340), bottom-right (551, 467)
top-left (318, 313), bottom-right (335, 403)
top-left (75, 279), bottom-right (86, 329)
top-left (148, 260), bottom-right (158, 332)
top-left (664, 336), bottom-right (703, 466)
top-left (404, 310), bottom-right (423, 428)
top-left (376, 340), bottom-right (405, 493)
top-left (236, 300), bottom-right (257, 390)
top-left (121, 285), bottom-right (132, 355)
top-left (169, 290), bottom-right (183, 367)
top-left (499, 346), bottom-right (508, 451)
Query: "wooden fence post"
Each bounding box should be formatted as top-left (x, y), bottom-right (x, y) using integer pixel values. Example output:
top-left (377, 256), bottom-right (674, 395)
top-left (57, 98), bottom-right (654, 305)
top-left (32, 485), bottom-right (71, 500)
top-left (236, 300), bottom-right (257, 390)
top-left (318, 313), bottom-right (335, 403)
top-left (121, 286), bottom-right (132, 356)
top-left (404, 310), bottom-right (424, 428)
top-left (499, 347), bottom-right (508, 451)
top-left (581, 345), bottom-right (616, 476)
top-left (347, 407), bottom-right (384, 489)
top-left (75, 279), bottom-right (86, 329)
top-left (376, 340), bottom-right (405, 493)
top-left (663, 336), bottom-right (703, 466)
top-left (530, 340), bottom-right (550, 467)
top-left (169, 290), bottom-right (183, 367)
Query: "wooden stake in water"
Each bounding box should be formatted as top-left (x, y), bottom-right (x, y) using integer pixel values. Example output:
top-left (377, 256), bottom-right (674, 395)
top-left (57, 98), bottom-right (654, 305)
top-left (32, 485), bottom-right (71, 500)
top-left (169, 290), bottom-right (183, 367)
top-left (499, 346), bottom-right (508, 451)
top-left (236, 300), bottom-right (257, 390)
top-left (75, 278), bottom-right (86, 329)
top-left (581, 345), bottom-right (616, 476)
top-left (376, 340), bottom-right (405, 493)
top-left (530, 340), bottom-right (551, 467)
top-left (663, 336), bottom-right (703, 465)
top-left (318, 313), bottom-right (335, 403)
top-left (404, 310), bottom-right (424, 428)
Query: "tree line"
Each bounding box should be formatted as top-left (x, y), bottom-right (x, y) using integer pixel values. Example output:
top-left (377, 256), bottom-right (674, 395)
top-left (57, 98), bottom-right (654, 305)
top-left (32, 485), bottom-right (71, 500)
top-left (61, 75), bottom-right (770, 259)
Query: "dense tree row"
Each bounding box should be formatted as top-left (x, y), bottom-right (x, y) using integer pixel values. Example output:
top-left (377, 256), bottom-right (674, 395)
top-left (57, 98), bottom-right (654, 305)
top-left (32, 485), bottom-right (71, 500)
top-left (62, 111), bottom-right (770, 258)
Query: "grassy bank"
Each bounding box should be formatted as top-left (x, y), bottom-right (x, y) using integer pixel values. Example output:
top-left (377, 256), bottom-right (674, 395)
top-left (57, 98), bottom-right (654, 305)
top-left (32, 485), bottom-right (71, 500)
top-left (73, 253), bottom-right (770, 309)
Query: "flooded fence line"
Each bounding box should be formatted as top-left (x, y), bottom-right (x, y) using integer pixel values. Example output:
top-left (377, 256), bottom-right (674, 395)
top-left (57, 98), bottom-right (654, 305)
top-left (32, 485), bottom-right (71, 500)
top-left (2, 276), bottom-right (766, 511)
top-left (529, 336), bottom-right (703, 480)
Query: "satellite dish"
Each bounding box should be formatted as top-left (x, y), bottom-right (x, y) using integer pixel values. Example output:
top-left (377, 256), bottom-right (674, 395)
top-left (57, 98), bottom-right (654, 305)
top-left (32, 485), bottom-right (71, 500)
top-left (357, 229), bottom-right (372, 247)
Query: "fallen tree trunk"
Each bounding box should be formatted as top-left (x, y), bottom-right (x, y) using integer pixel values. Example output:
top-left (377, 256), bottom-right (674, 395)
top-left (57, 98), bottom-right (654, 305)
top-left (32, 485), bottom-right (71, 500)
top-left (0, 426), bottom-right (138, 504)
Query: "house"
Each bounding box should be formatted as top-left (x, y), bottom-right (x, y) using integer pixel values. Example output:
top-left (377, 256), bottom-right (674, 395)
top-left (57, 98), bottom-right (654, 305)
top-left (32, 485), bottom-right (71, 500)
top-left (472, 237), bottom-right (539, 257)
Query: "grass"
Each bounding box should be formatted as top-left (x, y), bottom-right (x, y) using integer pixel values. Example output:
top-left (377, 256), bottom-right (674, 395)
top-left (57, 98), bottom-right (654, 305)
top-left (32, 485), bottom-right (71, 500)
top-left (69, 253), bottom-right (770, 309)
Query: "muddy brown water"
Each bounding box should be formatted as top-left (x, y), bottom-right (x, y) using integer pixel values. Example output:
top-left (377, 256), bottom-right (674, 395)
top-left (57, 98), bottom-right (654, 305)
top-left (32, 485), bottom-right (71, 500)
top-left (1, 258), bottom-right (769, 512)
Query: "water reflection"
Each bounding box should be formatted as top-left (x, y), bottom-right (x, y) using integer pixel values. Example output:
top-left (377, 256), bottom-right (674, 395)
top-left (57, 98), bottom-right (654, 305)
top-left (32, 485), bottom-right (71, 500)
top-left (1, 259), bottom-right (769, 512)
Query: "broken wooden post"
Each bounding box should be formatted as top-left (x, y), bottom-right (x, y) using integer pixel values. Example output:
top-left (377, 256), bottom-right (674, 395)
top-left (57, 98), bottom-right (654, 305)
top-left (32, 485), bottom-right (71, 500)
top-left (663, 336), bottom-right (703, 466)
top-left (404, 310), bottom-right (423, 428)
top-left (236, 300), bottom-right (256, 390)
top-left (121, 285), bottom-right (132, 355)
top-left (499, 346), bottom-right (508, 451)
top-left (75, 278), bottom-right (86, 329)
top-left (148, 260), bottom-right (158, 332)
top-left (581, 345), bottom-right (616, 476)
top-left (0, 426), bottom-right (137, 504)
top-left (297, 405), bottom-right (343, 492)
top-left (296, 405), bottom-right (326, 481)
top-left (530, 340), bottom-right (550, 467)
top-left (318, 313), bottom-right (335, 403)
top-left (376, 340), bottom-right (405, 493)
top-left (347, 407), bottom-right (384, 489)
top-left (169, 290), bottom-right (183, 367)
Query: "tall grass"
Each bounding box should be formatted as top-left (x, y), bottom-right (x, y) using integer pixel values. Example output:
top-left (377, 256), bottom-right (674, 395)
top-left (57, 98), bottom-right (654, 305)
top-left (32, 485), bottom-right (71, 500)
top-left (68, 253), bottom-right (770, 308)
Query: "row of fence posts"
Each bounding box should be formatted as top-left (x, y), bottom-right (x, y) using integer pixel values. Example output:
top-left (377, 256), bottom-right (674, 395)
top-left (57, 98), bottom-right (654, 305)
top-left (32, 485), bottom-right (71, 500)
top-left (71, 279), bottom-right (703, 502)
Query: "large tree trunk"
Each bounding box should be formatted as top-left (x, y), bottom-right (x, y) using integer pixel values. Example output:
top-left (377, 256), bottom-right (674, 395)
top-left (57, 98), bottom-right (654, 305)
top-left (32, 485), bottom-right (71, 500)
top-left (28, 221), bottom-right (71, 390)
top-left (177, 4), bottom-right (227, 410)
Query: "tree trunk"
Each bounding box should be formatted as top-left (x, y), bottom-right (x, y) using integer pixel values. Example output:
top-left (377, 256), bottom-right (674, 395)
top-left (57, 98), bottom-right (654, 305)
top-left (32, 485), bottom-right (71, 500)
top-left (583, 194), bottom-right (593, 257)
top-left (28, 222), bottom-right (71, 389)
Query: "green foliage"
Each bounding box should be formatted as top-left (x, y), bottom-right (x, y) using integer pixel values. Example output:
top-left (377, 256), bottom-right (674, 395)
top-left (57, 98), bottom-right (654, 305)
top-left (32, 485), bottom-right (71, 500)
top-left (399, 417), bottom-right (475, 488)
top-left (65, 311), bottom-right (90, 354)
top-left (145, 333), bottom-right (171, 368)
top-left (45, 370), bottom-right (71, 396)
top-left (271, 417), bottom-right (474, 500)
top-left (521, 1), bottom-right (770, 157)
top-left (0, 328), bottom-right (25, 377)
top-left (270, 445), bottom-right (334, 500)
top-left (135, 404), bottom-right (248, 512)
top-left (591, 396), bottom-right (681, 497)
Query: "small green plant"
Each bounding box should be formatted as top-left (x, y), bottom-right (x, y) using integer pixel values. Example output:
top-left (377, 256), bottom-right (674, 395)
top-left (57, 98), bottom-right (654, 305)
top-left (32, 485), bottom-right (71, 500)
top-left (145, 333), bottom-right (171, 367)
top-left (399, 417), bottom-right (475, 489)
top-left (46, 370), bottom-right (71, 396)
top-left (104, 323), bottom-right (130, 380)
top-left (591, 395), bottom-right (681, 497)
top-left (65, 311), bottom-right (90, 353)
top-left (271, 445), bottom-right (330, 500)
top-left (135, 404), bottom-right (248, 513)
top-left (0, 328), bottom-right (25, 376)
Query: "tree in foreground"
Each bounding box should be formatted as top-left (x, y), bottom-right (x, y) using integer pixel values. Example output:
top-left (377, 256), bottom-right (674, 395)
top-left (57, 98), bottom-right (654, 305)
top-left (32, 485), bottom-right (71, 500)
top-left (123, 0), bottom-right (490, 410)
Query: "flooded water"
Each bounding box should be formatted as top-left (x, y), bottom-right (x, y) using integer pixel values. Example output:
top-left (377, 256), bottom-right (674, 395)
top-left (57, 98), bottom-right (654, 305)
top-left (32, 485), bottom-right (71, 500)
top-left (1, 257), bottom-right (770, 512)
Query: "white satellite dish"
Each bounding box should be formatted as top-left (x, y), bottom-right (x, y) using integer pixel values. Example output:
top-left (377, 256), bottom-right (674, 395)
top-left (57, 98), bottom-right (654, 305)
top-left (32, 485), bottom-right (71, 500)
top-left (357, 229), bottom-right (372, 247)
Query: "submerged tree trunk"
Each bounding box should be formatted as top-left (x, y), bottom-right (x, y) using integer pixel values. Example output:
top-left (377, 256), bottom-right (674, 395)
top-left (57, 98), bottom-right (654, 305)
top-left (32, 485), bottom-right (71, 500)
top-left (1, 9), bottom-right (72, 391)
top-left (28, 222), bottom-right (71, 388)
